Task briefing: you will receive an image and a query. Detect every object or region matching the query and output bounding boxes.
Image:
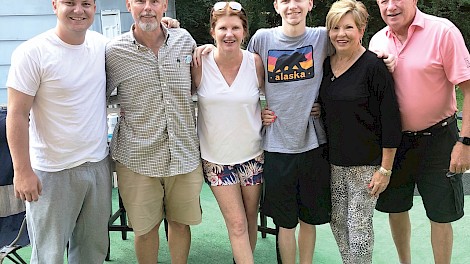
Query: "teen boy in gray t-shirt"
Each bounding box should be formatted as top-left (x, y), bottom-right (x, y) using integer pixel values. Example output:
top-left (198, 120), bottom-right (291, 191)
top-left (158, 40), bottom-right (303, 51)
top-left (248, 26), bottom-right (329, 153)
top-left (246, 1), bottom-right (332, 262)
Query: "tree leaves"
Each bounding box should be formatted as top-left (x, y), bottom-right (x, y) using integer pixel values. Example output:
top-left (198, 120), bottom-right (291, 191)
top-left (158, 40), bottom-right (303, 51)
top-left (176, 0), bottom-right (469, 50)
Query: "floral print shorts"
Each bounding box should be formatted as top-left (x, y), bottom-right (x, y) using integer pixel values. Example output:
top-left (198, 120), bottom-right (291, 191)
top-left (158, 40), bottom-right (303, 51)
top-left (202, 153), bottom-right (264, 187)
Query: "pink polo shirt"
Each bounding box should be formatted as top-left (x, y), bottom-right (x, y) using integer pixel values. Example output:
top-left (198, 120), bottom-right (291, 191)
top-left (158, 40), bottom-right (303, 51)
top-left (369, 9), bottom-right (470, 131)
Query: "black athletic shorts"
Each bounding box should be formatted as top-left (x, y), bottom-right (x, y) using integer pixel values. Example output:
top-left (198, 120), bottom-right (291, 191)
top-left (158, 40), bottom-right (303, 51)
top-left (262, 145), bottom-right (331, 228)
top-left (376, 116), bottom-right (464, 223)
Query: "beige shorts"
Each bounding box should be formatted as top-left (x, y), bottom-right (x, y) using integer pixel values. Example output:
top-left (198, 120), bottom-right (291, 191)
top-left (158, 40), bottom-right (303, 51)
top-left (116, 162), bottom-right (203, 236)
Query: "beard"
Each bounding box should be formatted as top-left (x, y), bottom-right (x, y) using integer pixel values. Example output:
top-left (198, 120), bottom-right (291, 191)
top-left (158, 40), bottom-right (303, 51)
top-left (138, 21), bottom-right (159, 32)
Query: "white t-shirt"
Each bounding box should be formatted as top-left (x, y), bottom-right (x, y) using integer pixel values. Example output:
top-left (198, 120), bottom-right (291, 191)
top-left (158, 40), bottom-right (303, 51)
top-left (6, 29), bottom-right (109, 171)
top-left (197, 50), bottom-right (263, 164)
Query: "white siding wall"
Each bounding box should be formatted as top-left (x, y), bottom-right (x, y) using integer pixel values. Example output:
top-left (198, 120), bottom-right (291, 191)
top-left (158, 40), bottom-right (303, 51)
top-left (0, 0), bottom-right (135, 105)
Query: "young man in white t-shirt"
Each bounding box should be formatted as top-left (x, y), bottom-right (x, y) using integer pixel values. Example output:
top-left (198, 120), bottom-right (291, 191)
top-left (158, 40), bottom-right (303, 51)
top-left (6, 1), bottom-right (111, 263)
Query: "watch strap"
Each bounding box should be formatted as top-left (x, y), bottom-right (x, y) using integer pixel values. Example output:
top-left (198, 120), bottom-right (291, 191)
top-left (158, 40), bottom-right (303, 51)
top-left (378, 166), bottom-right (392, 177)
top-left (458, 137), bottom-right (470, 146)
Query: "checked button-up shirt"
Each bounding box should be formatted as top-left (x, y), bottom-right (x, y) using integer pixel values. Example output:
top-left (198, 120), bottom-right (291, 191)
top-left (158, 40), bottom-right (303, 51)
top-left (105, 24), bottom-right (199, 177)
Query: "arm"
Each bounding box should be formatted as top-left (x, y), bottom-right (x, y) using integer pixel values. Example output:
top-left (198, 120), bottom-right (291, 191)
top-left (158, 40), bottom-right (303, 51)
top-left (263, 99), bottom-right (321, 124)
top-left (369, 148), bottom-right (397, 197)
top-left (310, 103), bottom-right (321, 118)
top-left (368, 33), bottom-right (396, 73)
top-left (368, 58), bottom-right (402, 197)
top-left (191, 58), bottom-right (203, 95)
top-left (6, 88), bottom-right (42, 202)
top-left (261, 107), bottom-right (276, 126)
top-left (161, 17), bottom-right (180, 28)
top-left (450, 79), bottom-right (470, 173)
top-left (253, 53), bottom-right (265, 94)
top-left (372, 50), bottom-right (396, 73)
top-left (105, 45), bottom-right (118, 101)
top-left (192, 44), bottom-right (216, 68)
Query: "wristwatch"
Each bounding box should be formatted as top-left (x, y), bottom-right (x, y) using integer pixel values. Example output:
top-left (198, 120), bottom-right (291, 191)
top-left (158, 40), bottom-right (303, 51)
top-left (378, 166), bottom-right (392, 177)
top-left (457, 137), bottom-right (470, 146)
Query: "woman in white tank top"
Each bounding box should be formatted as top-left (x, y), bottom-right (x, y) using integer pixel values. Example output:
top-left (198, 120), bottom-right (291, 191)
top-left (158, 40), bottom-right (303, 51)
top-left (191, 2), bottom-right (265, 264)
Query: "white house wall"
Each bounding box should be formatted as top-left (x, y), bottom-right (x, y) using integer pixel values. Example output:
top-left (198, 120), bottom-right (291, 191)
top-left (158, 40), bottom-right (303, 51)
top-left (0, 0), bottom-right (136, 105)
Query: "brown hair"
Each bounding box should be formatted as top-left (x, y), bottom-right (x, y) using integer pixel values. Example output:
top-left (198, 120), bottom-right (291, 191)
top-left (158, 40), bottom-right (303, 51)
top-left (210, 2), bottom-right (249, 41)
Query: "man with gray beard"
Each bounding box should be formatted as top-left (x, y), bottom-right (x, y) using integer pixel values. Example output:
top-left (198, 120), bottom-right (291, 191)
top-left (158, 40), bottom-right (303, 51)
top-left (105, 0), bottom-right (203, 263)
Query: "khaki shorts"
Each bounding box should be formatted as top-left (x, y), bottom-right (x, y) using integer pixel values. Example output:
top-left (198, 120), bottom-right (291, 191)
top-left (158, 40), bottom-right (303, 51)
top-left (116, 162), bottom-right (203, 236)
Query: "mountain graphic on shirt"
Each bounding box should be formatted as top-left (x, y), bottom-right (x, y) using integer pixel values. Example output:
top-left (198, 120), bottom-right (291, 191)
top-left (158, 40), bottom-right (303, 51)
top-left (267, 46), bottom-right (314, 83)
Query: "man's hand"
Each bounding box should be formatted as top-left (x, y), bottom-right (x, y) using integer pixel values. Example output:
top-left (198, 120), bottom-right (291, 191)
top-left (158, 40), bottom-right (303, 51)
top-left (373, 50), bottom-right (397, 73)
top-left (13, 169), bottom-right (42, 202)
top-left (192, 44), bottom-right (216, 67)
top-left (261, 106), bottom-right (276, 126)
top-left (161, 17), bottom-right (180, 28)
top-left (449, 143), bottom-right (470, 173)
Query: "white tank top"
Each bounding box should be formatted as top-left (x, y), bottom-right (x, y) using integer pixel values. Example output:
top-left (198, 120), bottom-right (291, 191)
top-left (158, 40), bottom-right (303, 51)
top-left (197, 50), bottom-right (262, 164)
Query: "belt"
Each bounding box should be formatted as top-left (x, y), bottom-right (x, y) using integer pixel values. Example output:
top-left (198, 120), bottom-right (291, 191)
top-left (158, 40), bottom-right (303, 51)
top-left (403, 114), bottom-right (456, 136)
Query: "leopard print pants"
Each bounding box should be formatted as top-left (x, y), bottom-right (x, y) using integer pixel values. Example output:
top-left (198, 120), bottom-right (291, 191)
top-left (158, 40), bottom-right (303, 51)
top-left (330, 165), bottom-right (380, 264)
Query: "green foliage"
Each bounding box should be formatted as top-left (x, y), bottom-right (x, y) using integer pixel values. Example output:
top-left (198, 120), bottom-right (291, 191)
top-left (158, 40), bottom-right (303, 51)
top-left (456, 86), bottom-right (463, 128)
top-left (418, 0), bottom-right (470, 47)
top-left (177, 0), bottom-right (469, 50)
top-left (176, 0), bottom-right (276, 45)
top-left (456, 86), bottom-right (464, 111)
top-left (242, 0), bottom-right (275, 38)
top-left (175, 0), bottom-right (214, 45)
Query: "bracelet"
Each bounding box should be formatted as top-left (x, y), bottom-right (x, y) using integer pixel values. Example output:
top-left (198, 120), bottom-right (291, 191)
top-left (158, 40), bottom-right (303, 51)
top-left (378, 166), bottom-right (392, 177)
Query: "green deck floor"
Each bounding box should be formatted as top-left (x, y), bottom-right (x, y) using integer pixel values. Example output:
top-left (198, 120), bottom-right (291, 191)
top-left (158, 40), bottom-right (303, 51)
top-left (5, 185), bottom-right (470, 263)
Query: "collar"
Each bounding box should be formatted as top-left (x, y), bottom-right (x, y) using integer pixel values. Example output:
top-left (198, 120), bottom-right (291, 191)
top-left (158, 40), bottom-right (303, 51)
top-left (385, 7), bottom-right (425, 39)
top-left (129, 23), bottom-right (170, 48)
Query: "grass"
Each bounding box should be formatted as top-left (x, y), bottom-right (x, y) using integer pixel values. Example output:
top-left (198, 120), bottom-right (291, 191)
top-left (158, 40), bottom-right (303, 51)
top-left (6, 187), bottom-right (470, 264)
top-left (456, 86), bottom-right (464, 109)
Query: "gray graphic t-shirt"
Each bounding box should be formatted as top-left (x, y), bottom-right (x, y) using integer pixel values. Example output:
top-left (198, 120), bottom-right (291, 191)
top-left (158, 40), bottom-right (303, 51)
top-left (248, 26), bottom-right (330, 153)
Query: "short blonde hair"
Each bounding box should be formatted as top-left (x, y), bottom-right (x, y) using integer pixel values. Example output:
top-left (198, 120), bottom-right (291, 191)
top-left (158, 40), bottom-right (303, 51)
top-left (326, 0), bottom-right (369, 31)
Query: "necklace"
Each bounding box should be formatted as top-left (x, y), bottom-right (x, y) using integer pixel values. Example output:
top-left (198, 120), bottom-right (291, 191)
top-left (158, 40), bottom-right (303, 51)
top-left (330, 48), bottom-right (362, 81)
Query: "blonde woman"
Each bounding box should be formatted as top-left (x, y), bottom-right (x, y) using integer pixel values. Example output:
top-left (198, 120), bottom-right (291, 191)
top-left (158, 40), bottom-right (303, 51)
top-left (319, 0), bottom-right (402, 263)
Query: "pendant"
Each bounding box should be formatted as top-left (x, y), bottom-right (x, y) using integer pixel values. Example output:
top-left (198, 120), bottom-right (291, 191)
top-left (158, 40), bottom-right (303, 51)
top-left (331, 76), bottom-right (336, 81)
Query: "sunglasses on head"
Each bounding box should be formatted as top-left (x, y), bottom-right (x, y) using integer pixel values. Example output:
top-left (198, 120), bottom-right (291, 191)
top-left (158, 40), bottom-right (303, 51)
top-left (213, 1), bottom-right (243, 12)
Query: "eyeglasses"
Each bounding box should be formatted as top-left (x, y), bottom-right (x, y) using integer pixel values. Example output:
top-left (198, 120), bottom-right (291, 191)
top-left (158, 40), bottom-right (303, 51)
top-left (213, 1), bottom-right (243, 12)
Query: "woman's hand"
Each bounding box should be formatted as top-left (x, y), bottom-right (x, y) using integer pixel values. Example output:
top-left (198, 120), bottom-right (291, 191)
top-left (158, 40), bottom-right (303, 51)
top-left (261, 106), bottom-right (276, 126)
top-left (368, 170), bottom-right (390, 197)
top-left (311, 102), bottom-right (321, 118)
